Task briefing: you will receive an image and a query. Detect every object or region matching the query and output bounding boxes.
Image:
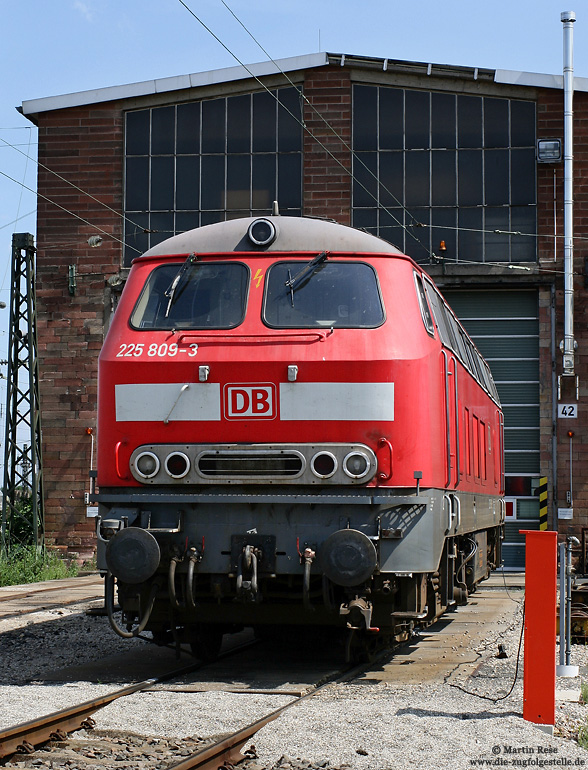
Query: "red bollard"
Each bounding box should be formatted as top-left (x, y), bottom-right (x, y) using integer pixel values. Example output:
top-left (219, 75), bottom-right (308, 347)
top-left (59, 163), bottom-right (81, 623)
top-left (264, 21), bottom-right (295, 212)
top-left (521, 529), bottom-right (557, 728)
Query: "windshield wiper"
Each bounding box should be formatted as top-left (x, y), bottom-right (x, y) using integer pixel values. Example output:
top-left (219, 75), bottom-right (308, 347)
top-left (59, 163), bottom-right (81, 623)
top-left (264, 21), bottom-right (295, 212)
top-left (164, 253), bottom-right (199, 318)
top-left (284, 251), bottom-right (328, 307)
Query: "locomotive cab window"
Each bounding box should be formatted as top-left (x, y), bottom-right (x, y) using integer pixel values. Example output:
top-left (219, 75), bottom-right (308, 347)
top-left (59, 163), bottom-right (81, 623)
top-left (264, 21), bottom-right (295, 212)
top-left (414, 272), bottom-right (435, 337)
top-left (130, 261), bottom-right (249, 330)
top-left (263, 260), bottom-right (384, 328)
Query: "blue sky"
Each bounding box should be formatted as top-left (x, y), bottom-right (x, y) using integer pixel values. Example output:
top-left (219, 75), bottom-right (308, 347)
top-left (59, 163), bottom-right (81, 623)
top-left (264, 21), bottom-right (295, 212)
top-left (0, 0), bottom-right (584, 369)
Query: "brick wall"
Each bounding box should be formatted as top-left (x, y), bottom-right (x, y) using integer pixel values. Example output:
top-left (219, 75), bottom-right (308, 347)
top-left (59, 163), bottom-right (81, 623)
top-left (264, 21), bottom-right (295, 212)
top-left (537, 88), bottom-right (588, 536)
top-left (32, 67), bottom-right (588, 556)
top-left (302, 68), bottom-right (352, 222)
top-left (36, 104), bottom-right (123, 560)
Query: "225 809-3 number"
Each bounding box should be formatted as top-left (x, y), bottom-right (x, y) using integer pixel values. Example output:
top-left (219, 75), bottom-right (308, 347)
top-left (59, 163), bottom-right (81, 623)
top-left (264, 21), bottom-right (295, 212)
top-left (116, 343), bottom-right (198, 358)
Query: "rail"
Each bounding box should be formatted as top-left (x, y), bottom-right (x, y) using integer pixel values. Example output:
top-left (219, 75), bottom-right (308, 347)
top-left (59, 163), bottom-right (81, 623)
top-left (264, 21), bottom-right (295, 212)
top-left (0, 576), bottom-right (103, 620)
top-left (0, 677), bottom-right (158, 758)
top-left (0, 644), bottom-right (378, 766)
top-left (166, 710), bottom-right (281, 770)
top-left (0, 575), bottom-right (101, 604)
top-left (165, 653), bottom-right (386, 769)
top-left (0, 642), bottom-right (257, 759)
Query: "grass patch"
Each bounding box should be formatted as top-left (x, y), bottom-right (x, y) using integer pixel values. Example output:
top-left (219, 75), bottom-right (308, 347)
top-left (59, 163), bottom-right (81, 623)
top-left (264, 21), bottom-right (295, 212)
top-left (0, 546), bottom-right (78, 587)
top-left (578, 721), bottom-right (588, 751)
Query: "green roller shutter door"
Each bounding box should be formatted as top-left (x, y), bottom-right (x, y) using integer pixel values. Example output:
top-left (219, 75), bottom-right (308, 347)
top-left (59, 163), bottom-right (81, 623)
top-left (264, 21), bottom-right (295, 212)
top-left (443, 289), bottom-right (539, 569)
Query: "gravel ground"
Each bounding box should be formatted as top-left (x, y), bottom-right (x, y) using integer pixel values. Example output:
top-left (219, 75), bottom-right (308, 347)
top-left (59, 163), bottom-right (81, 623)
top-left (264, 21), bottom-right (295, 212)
top-left (1, 586), bottom-right (588, 770)
top-left (0, 601), bottom-right (147, 685)
top-left (244, 592), bottom-right (588, 770)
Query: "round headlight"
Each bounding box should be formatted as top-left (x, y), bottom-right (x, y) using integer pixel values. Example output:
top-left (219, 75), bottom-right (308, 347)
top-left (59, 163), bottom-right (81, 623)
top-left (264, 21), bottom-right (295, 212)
top-left (165, 451), bottom-right (190, 479)
top-left (135, 451), bottom-right (160, 479)
top-left (343, 451), bottom-right (371, 479)
top-left (247, 218), bottom-right (276, 247)
top-left (310, 451), bottom-right (338, 479)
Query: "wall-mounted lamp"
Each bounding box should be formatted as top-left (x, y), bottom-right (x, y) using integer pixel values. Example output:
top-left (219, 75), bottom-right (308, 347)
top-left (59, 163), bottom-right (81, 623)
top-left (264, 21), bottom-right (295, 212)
top-left (537, 139), bottom-right (562, 163)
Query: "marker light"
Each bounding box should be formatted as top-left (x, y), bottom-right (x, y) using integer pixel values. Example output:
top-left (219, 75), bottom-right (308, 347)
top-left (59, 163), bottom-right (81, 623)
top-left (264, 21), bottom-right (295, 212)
top-left (165, 451), bottom-right (190, 479)
top-left (311, 451), bottom-right (338, 479)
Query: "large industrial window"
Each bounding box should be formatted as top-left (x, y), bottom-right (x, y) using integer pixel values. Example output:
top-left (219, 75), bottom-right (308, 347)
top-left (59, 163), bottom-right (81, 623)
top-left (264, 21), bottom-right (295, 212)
top-left (124, 87), bottom-right (303, 265)
top-left (352, 85), bottom-right (536, 265)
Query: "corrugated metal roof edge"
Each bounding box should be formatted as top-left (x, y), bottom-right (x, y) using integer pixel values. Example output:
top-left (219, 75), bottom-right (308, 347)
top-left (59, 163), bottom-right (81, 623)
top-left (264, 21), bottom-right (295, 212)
top-left (19, 52), bottom-right (329, 118)
top-left (494, 68), bottom-right (588, 91)
top-left (19, 52), bottom-right (588, 119)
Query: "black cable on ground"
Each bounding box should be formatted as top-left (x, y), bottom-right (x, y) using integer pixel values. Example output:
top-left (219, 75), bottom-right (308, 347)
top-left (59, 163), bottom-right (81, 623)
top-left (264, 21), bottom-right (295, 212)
top-left (447, 601), bottom-right (525, 704)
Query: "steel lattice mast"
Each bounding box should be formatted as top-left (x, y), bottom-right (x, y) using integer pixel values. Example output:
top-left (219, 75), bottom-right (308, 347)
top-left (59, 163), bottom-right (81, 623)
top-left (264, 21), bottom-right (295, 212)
top-left (0, 233), bottom-right (44, 553)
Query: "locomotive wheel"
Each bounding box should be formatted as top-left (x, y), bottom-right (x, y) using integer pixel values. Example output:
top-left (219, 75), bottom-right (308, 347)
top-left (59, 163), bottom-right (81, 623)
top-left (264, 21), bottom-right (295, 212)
top-left (454, 585), bottom-right (468, 605)
top-left (189, 625), bottom-right (224, 662)
top-left (344, 629), bottom-right (382, 665)
top-left (151, 628), bottom-right (174, 646)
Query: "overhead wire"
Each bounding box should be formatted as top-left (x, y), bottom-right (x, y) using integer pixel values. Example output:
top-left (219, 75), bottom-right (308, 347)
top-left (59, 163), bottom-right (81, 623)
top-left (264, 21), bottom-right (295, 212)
top-left (216, 0), bottom-right (586, 276)
top-left (0, 142), bottom-right (39, 149)
top-left (178, 0), bottom-right (581, 272)
top-left (218, 0), bottom-right (426, 242)
top-left (0, 5), bottom-right (577, 273)
top-left (1, 127), bottom-right (33, 295)
top-left (0, 210), bottom-right (36, 231)
top-left (0, 130), bottom-right (146, 264)
top-left (0, 136), bottom-right (153, 239)
top-left (176, 0), bottom-right (431, 259)
top-left (0, 167), bottom-right (133, 253)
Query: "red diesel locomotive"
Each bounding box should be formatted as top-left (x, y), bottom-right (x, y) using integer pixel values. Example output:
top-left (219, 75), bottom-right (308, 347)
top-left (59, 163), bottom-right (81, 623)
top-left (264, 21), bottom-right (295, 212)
top-left (93, 214), bottom-right (504, 659)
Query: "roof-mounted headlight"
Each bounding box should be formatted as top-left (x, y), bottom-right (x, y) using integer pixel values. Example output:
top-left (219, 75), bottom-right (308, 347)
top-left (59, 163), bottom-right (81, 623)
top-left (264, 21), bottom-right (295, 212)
top-left (247, 218), bottom-right (277, 247)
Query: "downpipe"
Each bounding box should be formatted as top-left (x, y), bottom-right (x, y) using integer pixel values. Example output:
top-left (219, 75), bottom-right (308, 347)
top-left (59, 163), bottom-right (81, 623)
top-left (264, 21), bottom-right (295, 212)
top-left (561, 11), bottom-right (576, 379)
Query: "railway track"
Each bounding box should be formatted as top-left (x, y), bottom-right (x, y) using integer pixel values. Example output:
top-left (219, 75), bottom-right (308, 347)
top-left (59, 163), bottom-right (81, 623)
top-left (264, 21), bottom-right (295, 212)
top-left (0, 574), bottom-right (524, 768)
top-left (0, 642), bottom-right (370, 768)
top-left (0, 574), bottom-right (103, 620)
top-left (0, 640), bottom-right (263, 762)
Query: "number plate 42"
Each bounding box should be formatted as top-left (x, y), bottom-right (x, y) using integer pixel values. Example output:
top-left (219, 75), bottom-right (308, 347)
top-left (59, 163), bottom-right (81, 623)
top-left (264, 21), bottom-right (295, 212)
top-left (558, 403), bottom-right (577, 418)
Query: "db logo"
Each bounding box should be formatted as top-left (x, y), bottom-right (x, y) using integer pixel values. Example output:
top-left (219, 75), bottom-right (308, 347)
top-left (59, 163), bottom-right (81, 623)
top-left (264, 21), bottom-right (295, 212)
top-left (224, 384), bottom-right (277, 420)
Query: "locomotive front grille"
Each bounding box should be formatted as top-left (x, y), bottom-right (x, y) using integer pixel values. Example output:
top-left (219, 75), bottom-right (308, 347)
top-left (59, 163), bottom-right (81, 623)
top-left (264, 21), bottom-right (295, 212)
top-left (198, 451), bottom-right (304, 478)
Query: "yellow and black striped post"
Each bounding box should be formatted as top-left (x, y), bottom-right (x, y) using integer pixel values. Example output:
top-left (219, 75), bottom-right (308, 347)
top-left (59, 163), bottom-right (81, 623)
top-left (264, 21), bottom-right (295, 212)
top-left (539, 476), bottom-right (548, 530)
